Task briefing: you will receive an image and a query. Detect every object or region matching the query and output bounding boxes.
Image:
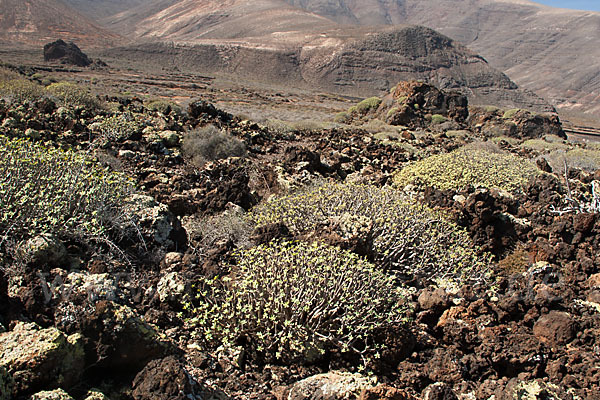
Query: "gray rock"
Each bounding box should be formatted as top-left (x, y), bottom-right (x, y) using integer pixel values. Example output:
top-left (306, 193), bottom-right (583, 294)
top-left (286, 372), bottom-right (376, 400)
top-left (29, 389), bottom-right (74, 400)
top-left (157, 272), bottom-right (186, 303)
top-left (20, 234), bottom-right (67, 268)
top-left (0, 322), bottom-right (84, 397)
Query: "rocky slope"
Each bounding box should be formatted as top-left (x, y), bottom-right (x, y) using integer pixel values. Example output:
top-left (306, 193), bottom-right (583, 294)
top-left (0, 0), bottom-right (120, 47)
top-left (1, 77), bottom-right (599, 399)
top-left (281, 0), bottom-right (600, 114)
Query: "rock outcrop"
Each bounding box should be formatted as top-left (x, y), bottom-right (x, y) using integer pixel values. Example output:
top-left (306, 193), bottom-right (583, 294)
top-left (43, 40), bottom-right (92, 67)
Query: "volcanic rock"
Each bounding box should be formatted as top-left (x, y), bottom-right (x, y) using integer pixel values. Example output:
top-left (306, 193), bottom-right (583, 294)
top-left (43, 40), bottom-right (92, 67)
top-left (533, 311), bottom-right (576, 347)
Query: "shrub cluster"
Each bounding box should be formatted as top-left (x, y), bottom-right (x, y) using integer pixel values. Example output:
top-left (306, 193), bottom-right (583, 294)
top-left (249, 182), bottom-right (489, 284)
top-left (0, 135), bottom-right (133, 241)
top-left (182, 125), bottom-right (246, 168)
top-left (46, 82), bottom-right (102, 111)
top-left (394, 144), bottom-right (540, 192)
top-left (189, 240), bottom-right (407, 363)
top-left (0, 79), bottom-right (45, 104)
top-left (354, 97), bottom-right (382, 114)
top-left (91, 113), bottom-right (143, 142)
top-left (145, 99), bottom-right (182, 116)
top-left (545, 148), bottom-right (600, 174)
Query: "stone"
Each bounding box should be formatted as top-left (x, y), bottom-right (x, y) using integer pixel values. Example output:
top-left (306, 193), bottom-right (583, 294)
top-left (496, 379), bottom-right (573, 400)
top-left (163, 252), bottom-right (183, 268)
top-left (81, 301), bottom-right (173, 371)
top-left (422, 383), bottom-right (458, 400)
top-left (159, 131), bottom-right (180, 148)
top-left (157, 272), bottom-right (186, 303)
top-left (20, 234), bottom-right (67, 268)
top-left (123, 194), bottom-right (186, 249)
top-left (285, 372), bottom-right (376, 400)
top-left (359, 384), bottom-right (416, 400)
top-left (0, 322), bottom-right (84, 396)
top-left (132, 356), bottom-right (208, 400)
top-left (83, 390), bottom-right (109, 400)
top-left (418, 288), bottom-right (450, 313)
top-left (43, 40), bottom-right (91, 67)
top-left (533, 311), bottom-right (576, 347)
top-left (29, 389), bottom-right (74, 400)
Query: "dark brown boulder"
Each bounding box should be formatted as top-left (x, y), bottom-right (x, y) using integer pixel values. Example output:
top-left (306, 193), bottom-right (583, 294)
top-left (43, 39), bottom-right (92, 67)
top-left (533, 311), bottom-right (576, 347)
top-left (132, 356), bottom-right (206, 400)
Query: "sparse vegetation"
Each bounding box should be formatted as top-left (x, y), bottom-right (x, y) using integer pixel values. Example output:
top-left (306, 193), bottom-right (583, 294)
top-left (0, 78), bottom-right (45, 104)
top-left (46, 81), bottom-right (102, 110)
top-left (394, 144), bottom-right (540, 192)
top-left (145, 99), bottom-right (182, 115)
top-left (0, 135), bottom-right (134, 242)
top-left (502, 108), bottom-right (521, 119)
top-left (188, 240), bottom-right (408, 363)
top-left (249, 182), bottom-right (489, 285)
top-left (91, 113), bottom-right (143, 142)
top-left (355, 97), bottom-right (381, 114)
top-left (545, 148), bottom-right (600, 173)
top-left (430, 114), bottom-right (448, 124)
top-left (182, 124), bottom-right (246, 168)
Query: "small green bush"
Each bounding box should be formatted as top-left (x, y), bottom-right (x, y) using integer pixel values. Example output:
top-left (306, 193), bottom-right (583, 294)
top-left (545, 148), bottom-right (600, 173)
top-left (182, 125), bottom-right (246, 168)
top-left (394, 145), bottom-right (540, 192)
top-left (0, 135), bottom-right (133, 241)
top-left (521, 138), bottom-right (569, 152)
top-left (92, 113), bottom-right (143, 142)
top-left (145, 99), bottom-right (182, 116)
top-left (355, 97), bottom-right (381, 114)
top-left (0, 79), bottom-right (45, 104)
top-left (46, 82), bottom-right (102, 110)
top-left (430, 114), bottom-right (448, 124)
top-left (189, 240), bottom-right (408, 363)
top-left (249, 182), bottom-right (489, 284)
top-left (334, 111), bottom-right (350, 123)
top-left (502, 108), bottom-right (521, 119)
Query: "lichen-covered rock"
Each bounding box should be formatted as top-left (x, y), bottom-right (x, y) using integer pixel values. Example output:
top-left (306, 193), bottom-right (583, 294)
top-left (157, 272), bottom-right (186, 303)
top-left (20, 234), bottom-right (67, 268)
top-left (83, 389), bottom-right (109, 400)
top-left (81, 301), bottom-right (173, 371)
top-left (29, 389), bottom-right (75, 400)
top-left (0, 322), bottom-right (84, 396)
top-left (497, 379), bottom-right (573, 400)
top-left (123, 194), bottom-right (186, 249)
top-left (286, 372), bottom-right (376, 400)
top-left (0, 366), bottom-right (14, 400)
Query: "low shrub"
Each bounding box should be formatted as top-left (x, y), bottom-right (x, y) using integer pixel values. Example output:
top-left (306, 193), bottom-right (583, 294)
top-left (334, 111), bottom-right (350, 124)
top-left (521, 137), bottom-right (569, 152)
top-left (91, 113), bottom-right (143, 142)
top-left (545, 148), bottom-right (600, 174)
top-left (502, 108), bottom-right (521, 119)
top-left (145, 99), bottom-right (182, 116)
top-left (182, 125), bottom-right (246, 168)
top-left (0, 79), bottom-right (45, 104)
top-left (0, 135), bottom-right (134, 242)
top-left (249, 182), bottom-right (489, 284)
top-left (46, 82), bottom-right (102, 110)
top-left (430, 114), bottom-right (448, 124)
top-left (189, 240), bottom-right (408, 363)
top-left (394, 144), bottom-right (540, 192)
top-left (355, 97), bottom-right (382, 114)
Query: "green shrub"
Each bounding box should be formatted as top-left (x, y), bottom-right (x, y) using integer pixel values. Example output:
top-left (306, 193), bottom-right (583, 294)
top-left (182, 125), bottom-right (246, 168)
top-left (145, 99), bottom-right (182, 115)
top-left (249, 182), bottom-right (489, 285)
top-left (545, 148), bottom-right (600, 173)
top-left (355, 97), bottom-right (381, 114)
top-left (334, 111), bottom-right (350, 123)
top-left (394, 145), bottom-right (540, 192)
top-left (0, 79), bottom-right (45, 104)
top-left (91, 113), bottom-right (143, 142)
top-left (430, 114), bottom-right (448, 124)
top-left (46, 82), bottom-right (102, 110)
top-left (521, 137), bottom-right (569, 152)
top-left (502, 108), bottom-right (521, 119)
top-left (189, 240), bottom-right (408, 363)
top-left (386, 107), bottom-right (399, 119)
top-left (0, 135), bottom-right (133, 241)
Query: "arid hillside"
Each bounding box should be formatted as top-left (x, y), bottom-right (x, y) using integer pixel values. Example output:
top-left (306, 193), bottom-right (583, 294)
top-left (0, 0), bottom-right (120, 47)
top-left (280, 0), bottom-right (600, 114)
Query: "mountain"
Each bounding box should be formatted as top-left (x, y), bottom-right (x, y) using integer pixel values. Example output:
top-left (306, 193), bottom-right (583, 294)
top-left (60, 0), bottom-right (149, 20)
top-left (279, 0), bottom-right (600, 114)
top-left (98, 0), bottom-right (549, 110)
top-left (0, 0), bottom-right (120, 47)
